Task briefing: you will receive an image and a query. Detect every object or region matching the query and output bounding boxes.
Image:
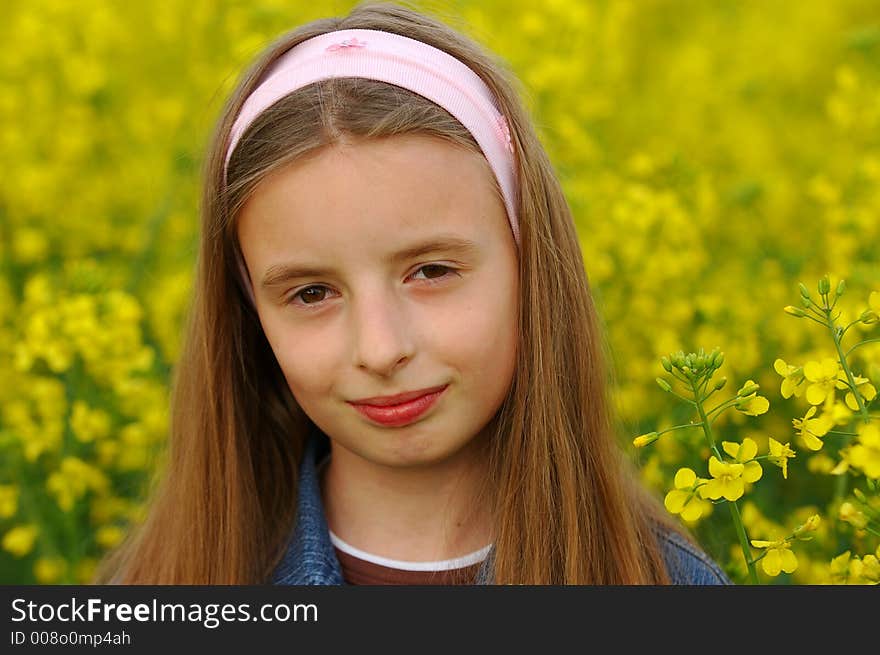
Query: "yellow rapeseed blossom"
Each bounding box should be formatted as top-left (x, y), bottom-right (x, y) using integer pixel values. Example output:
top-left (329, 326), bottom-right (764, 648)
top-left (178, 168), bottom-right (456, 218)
top-left (793, 514), bottom-right (821, 539)
top-left (34, 558), bottom-right (67, 584)
top-left (0, 485), bottom-right (19, 518)
top-left (847, 422), bottom-right (880, 479)
top-left (792, 406), bottom-right (833, 451)
top-left (838, 502), bottom-right (868, 529)
top-left (750, 537), bottom-right (798, 576)
top-left (721, 438), bottom-right (763, 483)
top-left (803, 358), bottom-right (840, 406)
top-left (773, 358), bottom-right (805, 399)
top-left (830, 551), bottom-right (853, 583)
top-left (70, 401), bottom-right (112, 442)
top-left (75, 558), bottom-right (98, 585)
top-left (837, 372), bottom-right (877, 412)
top-left (850, 554), bottom-right (880, 584)
top-left (703, 456), bottom-right (746, 501)
top-left (807, 453), bottom-right (836, 474)
top-left (767, 437), bottom-right (796, 479)
top-left (2, 524), bottom-right (39, 557)
top-left (95, 525), bottom-right (126, 550)
top-left (46, 457), bottom-right (110, 511)
top-left (734, 380), bottom-right (769, 416)
top-left (664, 467), bottom-right (709, 522)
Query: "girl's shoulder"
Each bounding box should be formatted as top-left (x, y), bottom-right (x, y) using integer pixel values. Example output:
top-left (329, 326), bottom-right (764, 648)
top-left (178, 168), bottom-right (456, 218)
top-left (651, 522), bottom-right (733, 585)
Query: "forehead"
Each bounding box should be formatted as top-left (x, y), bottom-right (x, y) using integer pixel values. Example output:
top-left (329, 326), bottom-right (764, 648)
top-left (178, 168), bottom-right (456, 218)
top-left (236, 134), bottom-right (508, 258)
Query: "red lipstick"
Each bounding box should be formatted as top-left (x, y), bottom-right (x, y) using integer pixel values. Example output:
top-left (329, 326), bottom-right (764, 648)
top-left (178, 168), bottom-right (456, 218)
top-left (349, 385), bottom-right (448, 427)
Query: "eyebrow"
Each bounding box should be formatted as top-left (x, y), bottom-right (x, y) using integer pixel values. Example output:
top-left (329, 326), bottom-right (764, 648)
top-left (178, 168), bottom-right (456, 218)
top-left (260, 235), bottom-right (480, 289)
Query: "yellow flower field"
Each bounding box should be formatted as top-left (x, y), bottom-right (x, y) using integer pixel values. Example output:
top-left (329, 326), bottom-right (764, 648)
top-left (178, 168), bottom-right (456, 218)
top-left (0, 0), bottom-right (878, 584)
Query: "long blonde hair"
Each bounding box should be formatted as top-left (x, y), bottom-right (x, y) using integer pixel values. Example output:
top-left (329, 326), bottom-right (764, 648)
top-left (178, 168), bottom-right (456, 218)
top-left (96, 1), bottom-right (687, 584)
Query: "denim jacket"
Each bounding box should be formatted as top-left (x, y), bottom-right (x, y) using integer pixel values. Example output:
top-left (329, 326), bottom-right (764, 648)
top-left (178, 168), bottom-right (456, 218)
top-left (270, 433), bottom-right (732, 585)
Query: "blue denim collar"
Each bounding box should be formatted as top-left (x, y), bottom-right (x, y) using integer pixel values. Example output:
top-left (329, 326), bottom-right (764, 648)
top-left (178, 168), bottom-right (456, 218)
top-left (270, 431), bottom-right (495, 585)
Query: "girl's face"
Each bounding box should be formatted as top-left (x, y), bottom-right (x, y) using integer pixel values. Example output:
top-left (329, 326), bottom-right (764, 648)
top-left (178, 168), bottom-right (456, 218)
top-left (237, 134), bottom-right (519, 470)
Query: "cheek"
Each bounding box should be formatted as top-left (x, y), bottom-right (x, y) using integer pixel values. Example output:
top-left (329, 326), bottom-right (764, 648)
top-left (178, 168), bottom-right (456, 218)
top-left (437, 276), bottom-right (518, 376)
top-left (260, 318), bottom-right (340, 397)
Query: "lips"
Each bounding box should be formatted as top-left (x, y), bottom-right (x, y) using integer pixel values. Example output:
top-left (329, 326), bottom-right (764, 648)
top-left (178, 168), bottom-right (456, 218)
top-left (349, 385), bottom-right (448, 427)
top-left (349, 384), bottom-right (449, 407)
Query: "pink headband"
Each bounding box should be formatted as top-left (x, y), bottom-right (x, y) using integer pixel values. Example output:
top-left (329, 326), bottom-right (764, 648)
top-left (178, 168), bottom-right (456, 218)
top-left (225, 28), bottom-right (520, 306)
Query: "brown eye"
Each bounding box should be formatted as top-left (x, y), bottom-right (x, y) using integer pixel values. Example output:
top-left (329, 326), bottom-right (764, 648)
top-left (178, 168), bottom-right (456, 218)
top-left (294, 286), bottom-right (329, 304)
top-left (420, 265), bottom-right (449, 279)
top-left (413, 264), bottom-right (455, 282)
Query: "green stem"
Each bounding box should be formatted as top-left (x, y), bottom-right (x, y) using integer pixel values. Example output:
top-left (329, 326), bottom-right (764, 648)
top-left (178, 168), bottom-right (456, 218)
top-left (829, 311), bottom-right (872, 505)
top-left (667, 389), bottom-right (697, 405)
top-left (705, 396), bottom-right (741, 418)
top-left (657, 422), bottom-right (703, 436)
top-left (729, 501), bottom-right (760, 585)
top-left (845, 338), bottom-right (880, 359)
top-left (690, 379), bottom-right (759, 584)
top-left (840, 317), bottom-right (864, 338)
top-left (798, 312), bottom-right (832, 328)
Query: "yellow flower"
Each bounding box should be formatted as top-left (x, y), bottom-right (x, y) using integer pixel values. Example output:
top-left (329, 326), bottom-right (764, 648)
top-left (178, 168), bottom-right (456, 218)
top-left (836, 371), bottom-right (877, 412)
top-left (34, 558), bottom-right (67, 584)
top-left (839, 502), bottom-right (868, 529)
top-left (848, 422), bottom-right (880, 479)
top-left (773, 358), bottom-right (805, 399)
top-left (70, 401), bottom-right (111, 442)
top-left (830, 551), bottom-right (852, 583)
top-left (826, 400), bottom-right (853, 426)
top-left (793, 514), bottom-right (821, 539)
top-left (703, 456), bottom-right (746, 501)
top-left (807, 453), bottom-right (835, 474)
top-left (664, 467), bottom-right (709, 521)
top-left (767, 437), bottom-right (796, 479)
top-left (803, 358), bottom-right (840, 406)
top-left (721, 438), bottom-right (763, 483)
top-left (739, 395), bottom-right (770, 415)
top-left (75, 558), bottom-right (98, 584)
top-left (2, 524), bottom-right (39, 558)
top-left (95, 525), bottom-right (126, 549)
top-left (750, 537), bottom-right (798, 576)
top-left (792, 406), bottom-right (833, 451)
top-left (735, 380), bottom-right (770, 416)
top-left (853, 554), bottom-right (880, 584)
top-left (0, 484), bottom-right (19, 518)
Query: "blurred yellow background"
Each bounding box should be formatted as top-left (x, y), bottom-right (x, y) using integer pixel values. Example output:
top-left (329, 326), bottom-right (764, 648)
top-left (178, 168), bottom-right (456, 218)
top-left (1, 0), bottom-right (878, 584)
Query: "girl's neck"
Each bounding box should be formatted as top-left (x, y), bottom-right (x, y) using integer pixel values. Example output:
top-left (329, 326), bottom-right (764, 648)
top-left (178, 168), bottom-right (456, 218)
top-left (318, 439), bottom-right (494, 563)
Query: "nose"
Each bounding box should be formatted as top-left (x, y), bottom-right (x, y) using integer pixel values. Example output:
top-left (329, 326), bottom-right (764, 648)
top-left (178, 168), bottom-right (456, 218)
top-left (350, 286), bottom-right (415, 376)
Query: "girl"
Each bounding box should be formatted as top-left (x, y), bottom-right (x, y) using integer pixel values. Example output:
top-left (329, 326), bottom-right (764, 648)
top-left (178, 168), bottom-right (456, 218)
top-left (97, 1), bottom-right (730, 585)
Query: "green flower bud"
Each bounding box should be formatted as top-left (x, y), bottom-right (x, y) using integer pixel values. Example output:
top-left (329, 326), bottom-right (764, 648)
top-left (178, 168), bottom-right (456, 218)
top-left (661, 356), bottom-right (672, 373)
top-left (656, 377), bottom-right (672, 393)
top-left (798, 282), bottom-right (811, 299)
top-left (737, 382), bottom-right (760, 397)
top-left (853, 488), bottom-right (867, 503)
top-left (793, 514), bottom-right (821, 538)
top-left (784, 305), bottom-right (806, 317)
top-left (836, 279), bottom-right (846, 298)
top-left (818, 275), bottom-right (831, 295)
top-left (713, 351), bottom-right (724, 368)
top-left (632, 432), bottom-right (660, 448)
top-left (801, 295), bottom-right (812, 308)
top-left (860, 310), bottom-right (879, 324)
top-left (713, 376), bottom-right (728, 391)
